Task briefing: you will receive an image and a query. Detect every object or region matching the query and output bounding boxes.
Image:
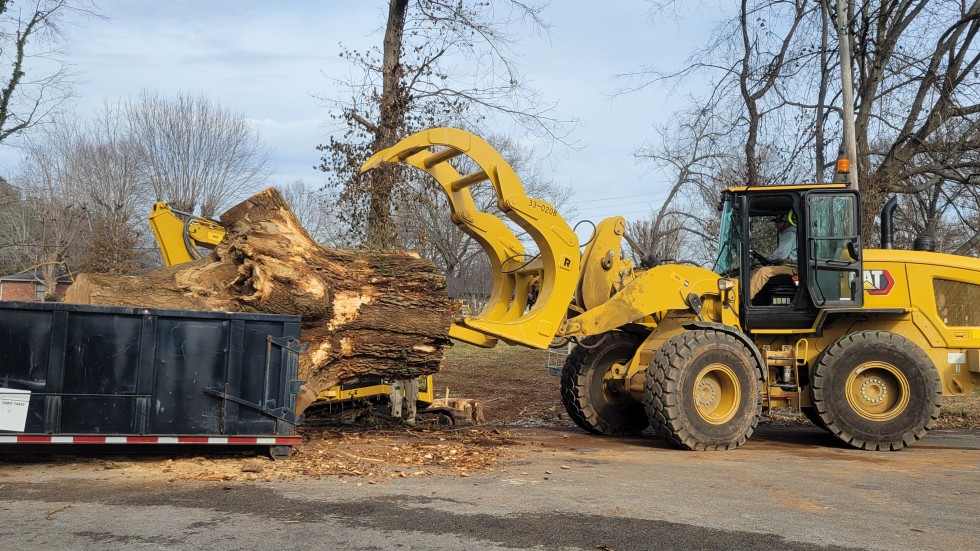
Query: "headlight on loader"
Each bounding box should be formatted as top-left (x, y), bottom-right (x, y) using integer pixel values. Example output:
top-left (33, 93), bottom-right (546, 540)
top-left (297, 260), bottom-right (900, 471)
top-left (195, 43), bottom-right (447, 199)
top-left (718, 278), bottom-right (735, 292)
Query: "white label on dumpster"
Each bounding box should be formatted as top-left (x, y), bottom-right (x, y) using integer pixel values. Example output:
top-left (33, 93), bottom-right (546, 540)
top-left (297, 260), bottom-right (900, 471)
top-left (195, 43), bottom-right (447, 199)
top-left (0, 388), bottom-right (30, 432)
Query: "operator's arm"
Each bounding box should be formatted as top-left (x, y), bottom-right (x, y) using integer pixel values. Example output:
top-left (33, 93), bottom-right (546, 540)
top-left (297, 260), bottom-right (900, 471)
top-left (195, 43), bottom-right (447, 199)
top-left (767, 228), bottom-right (798, 264)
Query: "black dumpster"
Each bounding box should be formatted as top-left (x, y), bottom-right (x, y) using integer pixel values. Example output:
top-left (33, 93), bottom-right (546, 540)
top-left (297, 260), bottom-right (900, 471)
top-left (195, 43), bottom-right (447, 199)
top-left (0, 301), bottom-right (305, 453)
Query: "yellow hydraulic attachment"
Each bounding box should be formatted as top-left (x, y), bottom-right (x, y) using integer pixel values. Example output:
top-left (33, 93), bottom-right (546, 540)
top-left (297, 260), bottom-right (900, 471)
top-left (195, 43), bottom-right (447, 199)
top-left (362, 128), bottom-right (581, 349)
top-left (147, 202), bottom-right (226, 265)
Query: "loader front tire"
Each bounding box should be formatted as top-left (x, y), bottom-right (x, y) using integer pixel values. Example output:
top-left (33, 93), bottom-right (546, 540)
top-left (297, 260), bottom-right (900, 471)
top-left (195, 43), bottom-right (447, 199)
top-left (560, 332), bottom-right (649, 436)
top-left (810, 331), bottom-right (941, 451)
top-left (644, 330), bottom-right (762, 450)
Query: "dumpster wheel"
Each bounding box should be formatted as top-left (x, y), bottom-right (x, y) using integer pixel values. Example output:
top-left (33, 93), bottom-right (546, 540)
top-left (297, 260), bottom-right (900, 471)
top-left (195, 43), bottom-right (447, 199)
top-left (269, 445), bottom-right (293, 461)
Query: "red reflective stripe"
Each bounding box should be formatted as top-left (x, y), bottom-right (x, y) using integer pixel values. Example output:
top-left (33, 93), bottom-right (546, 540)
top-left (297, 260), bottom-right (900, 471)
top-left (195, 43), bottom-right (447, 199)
top-left (17, 435), bottom-right (51, 443)
top-left (5, 434), bottom-right (300, 445)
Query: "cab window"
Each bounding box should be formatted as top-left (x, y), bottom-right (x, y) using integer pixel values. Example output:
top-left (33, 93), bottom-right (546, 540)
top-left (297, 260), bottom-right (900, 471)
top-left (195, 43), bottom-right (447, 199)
top-left (806, 193), bottom-right (861, 306)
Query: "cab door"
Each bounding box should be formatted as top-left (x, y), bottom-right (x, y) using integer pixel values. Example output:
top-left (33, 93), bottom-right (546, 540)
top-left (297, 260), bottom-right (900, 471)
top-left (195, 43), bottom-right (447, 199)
top-left (805, 190), bottom-right (863, 307)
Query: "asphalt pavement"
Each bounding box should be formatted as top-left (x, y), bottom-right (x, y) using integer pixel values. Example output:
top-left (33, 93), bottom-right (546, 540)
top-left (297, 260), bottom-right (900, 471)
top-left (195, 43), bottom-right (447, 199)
top-left (0, 425), bottom-right (977, 550)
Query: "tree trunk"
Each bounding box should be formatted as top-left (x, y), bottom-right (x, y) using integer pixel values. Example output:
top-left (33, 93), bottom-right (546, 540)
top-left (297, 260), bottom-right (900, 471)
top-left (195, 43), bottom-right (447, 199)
top-left (364, 0), bottom-right (410, 249)
top-left (64, 188), bottom-right (455, 413)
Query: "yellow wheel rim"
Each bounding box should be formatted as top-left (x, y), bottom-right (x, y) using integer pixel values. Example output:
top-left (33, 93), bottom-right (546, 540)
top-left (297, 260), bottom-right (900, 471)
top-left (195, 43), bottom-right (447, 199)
top-left (693, 363), bottom-right (740, 425)
top-left (844, 361), bottom-right (910, 421)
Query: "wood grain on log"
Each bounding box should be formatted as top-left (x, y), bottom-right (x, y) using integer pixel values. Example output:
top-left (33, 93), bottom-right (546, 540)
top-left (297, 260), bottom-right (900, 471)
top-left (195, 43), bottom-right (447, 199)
top-left (64, 188), bottom-right (455, 413)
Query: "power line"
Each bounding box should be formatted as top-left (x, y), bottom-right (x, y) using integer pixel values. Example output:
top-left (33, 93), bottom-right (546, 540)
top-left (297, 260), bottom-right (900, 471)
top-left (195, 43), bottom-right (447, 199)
top-left (571, 207), bottom-right (657, 219)
top-left (571, 201), bottom-right (658, 214)
top-left (570, 191), bottom-right (662, 205)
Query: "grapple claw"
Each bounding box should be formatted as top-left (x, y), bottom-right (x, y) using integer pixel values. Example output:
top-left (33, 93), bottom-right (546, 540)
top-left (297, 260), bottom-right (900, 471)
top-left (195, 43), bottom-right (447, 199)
top-left (361, 128), bottom-right (579, 349)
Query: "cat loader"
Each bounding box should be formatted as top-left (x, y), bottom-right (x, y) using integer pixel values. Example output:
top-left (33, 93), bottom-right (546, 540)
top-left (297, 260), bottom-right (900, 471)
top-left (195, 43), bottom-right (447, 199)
top-left (361, 127), bottom-right (980, 451)
top-left (146, 202), bottom-right (437, 414)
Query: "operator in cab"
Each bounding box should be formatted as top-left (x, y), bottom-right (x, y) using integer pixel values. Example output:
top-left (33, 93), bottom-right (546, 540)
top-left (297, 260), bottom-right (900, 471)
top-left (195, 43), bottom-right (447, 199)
top-left (750, 212), bottom-right (797, 299)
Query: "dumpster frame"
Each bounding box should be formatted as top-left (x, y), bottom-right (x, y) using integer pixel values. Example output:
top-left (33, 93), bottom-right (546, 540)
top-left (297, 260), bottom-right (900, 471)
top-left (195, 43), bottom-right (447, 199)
top-left (0, 301), bottom-right (306, 457)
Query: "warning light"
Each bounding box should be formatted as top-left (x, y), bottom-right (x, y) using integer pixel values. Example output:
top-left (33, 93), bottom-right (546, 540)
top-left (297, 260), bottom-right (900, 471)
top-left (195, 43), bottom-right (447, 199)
top-left (837, 158), bottom-right (850, 173)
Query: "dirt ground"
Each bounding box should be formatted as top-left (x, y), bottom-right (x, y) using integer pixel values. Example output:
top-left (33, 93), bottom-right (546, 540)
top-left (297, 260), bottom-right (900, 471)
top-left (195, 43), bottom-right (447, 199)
top-left (433, 343), bottom-right (566, 426)
top-left (1, 343), bottom-right (977, 482)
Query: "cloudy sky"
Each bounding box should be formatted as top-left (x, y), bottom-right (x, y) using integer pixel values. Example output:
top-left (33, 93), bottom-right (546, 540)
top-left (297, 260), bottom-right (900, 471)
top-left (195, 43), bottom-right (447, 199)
top-left (4, 1), bottom-right (723, 227)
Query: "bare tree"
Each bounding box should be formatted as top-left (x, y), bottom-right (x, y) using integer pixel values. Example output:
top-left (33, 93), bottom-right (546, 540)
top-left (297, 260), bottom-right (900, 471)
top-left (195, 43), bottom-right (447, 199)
top-left (0, 0), bottom-right (96, 143)
top-left (72, 103), bottom-right (149, 274)
top-left (0, 91), bottom-right (272, 278)
top-left (632, 103), bottom-right (742, 267)
top-left (278, 179), bottom-right (348, 246)
top-left (10, 117), bottom-right (90, 293)
top-left (317, 0), bottom-right (574, 248)
top-left (128, 91), bottom-right (272, 218)
top-left (629, 0), bottom-right (980, 251)
top-left (623, 1), bottom-right (816, 186)
top-left (863, 3), bottom-right (980, 183)
top-left (0, 176), bottom-right (26, 273)
top-left (626, 214), bottom-right (687, 264)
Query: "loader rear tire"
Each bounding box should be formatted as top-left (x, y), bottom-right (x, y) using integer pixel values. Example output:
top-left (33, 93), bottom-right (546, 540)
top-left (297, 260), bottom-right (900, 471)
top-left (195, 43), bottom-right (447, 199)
top-left (810, 331), bottom-right (941, 451)
top-left (560, 332), bottom-right (648, 436)
top-left (644, 330), bottom-right (762, 451)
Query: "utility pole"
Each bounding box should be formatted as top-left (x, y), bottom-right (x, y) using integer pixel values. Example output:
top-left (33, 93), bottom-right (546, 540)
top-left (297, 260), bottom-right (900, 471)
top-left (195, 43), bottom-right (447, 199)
top-left (837, 0), bottom-right (859, 190)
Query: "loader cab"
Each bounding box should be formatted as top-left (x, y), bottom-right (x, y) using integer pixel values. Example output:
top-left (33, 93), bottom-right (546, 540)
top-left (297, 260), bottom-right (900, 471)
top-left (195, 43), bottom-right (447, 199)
top-left (714, 185), bottom-right (863, 331)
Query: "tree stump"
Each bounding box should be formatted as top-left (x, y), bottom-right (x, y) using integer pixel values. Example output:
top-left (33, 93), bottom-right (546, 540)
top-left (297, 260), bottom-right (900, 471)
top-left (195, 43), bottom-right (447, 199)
top-left (64, 188), bottom-right (455, 413)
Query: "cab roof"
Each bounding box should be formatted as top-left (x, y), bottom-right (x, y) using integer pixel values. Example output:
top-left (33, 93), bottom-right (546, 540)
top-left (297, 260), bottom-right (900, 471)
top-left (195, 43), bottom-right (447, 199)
top-left (724, 183), bottom-right (849, 194)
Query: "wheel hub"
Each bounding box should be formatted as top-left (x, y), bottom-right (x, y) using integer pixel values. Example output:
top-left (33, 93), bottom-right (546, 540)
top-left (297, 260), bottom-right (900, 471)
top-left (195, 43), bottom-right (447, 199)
top-left (692, 363), bottom-right (740, 425)
top-left (845, 362), bottom-right (910, 421)
top-left (697, 379), bottom-right (719, 407)
top-left (600, 362), bottom-right (629, 406)
top-left (860, 377), bottom-right (887, 403)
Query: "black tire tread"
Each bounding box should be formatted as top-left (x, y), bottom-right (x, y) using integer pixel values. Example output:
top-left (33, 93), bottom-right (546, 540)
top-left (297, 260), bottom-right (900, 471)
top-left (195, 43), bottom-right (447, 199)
top-left (810, 330), bottom-right (942, 451)
top-left (560, 332), bottom-right (648, 436)
top-left (643, 329), bottom-right (762, 451)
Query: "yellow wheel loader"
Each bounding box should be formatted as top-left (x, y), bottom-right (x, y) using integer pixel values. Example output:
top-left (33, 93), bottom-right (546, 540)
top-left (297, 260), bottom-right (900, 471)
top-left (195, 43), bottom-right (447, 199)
top-left (362, 127), bottom-right (980, 451)
top-left (146, 202), bottom-right (437, 411)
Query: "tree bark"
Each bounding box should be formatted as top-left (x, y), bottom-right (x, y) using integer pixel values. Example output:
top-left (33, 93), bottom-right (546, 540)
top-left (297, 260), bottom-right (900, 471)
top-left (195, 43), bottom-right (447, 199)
top-left (64, 188), bottom-right (455, 413)
top-left (365, 0), bottom-right (410, 248)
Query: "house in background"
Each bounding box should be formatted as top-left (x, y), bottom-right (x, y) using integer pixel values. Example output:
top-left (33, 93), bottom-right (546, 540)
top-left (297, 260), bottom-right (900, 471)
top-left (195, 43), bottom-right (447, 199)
top-left (0, 272), bottom-right (72, 301)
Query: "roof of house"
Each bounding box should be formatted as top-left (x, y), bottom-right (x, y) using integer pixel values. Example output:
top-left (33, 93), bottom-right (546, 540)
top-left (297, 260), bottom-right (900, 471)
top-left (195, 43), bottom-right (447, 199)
top-left (0, 270), bottom-right (73, 284)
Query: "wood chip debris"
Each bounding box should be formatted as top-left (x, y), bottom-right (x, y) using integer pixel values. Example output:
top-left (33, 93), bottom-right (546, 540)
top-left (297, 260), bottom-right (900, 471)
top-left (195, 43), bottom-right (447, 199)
top-left (104, 425), bottom-right (520, 483)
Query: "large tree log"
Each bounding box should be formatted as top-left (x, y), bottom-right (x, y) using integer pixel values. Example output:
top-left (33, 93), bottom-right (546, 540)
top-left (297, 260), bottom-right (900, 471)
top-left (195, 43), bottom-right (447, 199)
top-left (64, 188), bottom-right (455, 412)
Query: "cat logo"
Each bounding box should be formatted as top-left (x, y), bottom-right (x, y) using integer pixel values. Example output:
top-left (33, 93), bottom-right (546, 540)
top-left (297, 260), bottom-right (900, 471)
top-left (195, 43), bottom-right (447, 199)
top-left (863, 269), bottom-right (894, 295)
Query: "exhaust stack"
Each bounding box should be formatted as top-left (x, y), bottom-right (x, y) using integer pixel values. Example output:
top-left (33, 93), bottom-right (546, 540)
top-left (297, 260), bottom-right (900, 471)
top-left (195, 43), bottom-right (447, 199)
top-left (880, 196), bottom-right (898, 250)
